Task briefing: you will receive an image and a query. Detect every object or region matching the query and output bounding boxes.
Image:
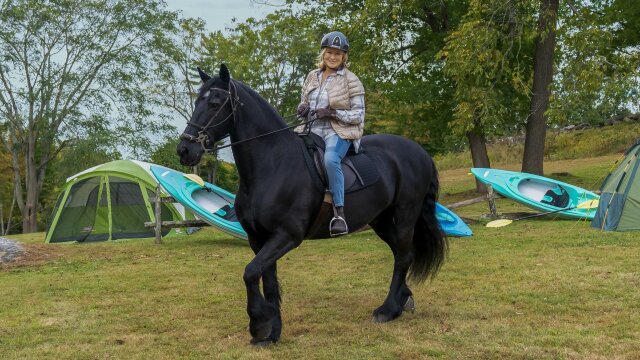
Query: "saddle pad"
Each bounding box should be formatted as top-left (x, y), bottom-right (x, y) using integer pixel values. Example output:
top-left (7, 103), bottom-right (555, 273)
top-left (344, 152), bottom-right (379, 193)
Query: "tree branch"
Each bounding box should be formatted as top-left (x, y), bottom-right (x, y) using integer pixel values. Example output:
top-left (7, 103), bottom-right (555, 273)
top-left (38, 140), bottom-right (69, 170)
top-left (566, 0), bottom-right (579, 16)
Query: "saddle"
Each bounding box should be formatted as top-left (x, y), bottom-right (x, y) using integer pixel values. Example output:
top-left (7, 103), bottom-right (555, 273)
top-left (298, 132), bottom-right (381, 239)
top-left (299, 132), bottom-right (380, 197)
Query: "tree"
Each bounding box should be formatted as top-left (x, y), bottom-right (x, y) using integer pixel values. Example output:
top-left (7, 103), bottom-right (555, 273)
top-left (548, 0), bottom-right (640, 126)
top-left (280, 0), bottom-right (473, 155)
top-left (200, 9), bottom-right (318, 116)
top-left (213, 161), bottom-right (240, 193)
top-left (608, 0), bottom-right (640, 50)
top-left (522, 0), bottom-right (559, 175)
top-left (0, 135), bottom-right (17, 234)
top-left (0, 0), bottom-right (180, 232)
top-left (150, 136), bottom-right (192, 173)
top-left (249, 0), bottom-right (637, 180)
top-left (151, 17), bottom-right (206, 124)
top-left (441, 0), bottom-right (536, 190)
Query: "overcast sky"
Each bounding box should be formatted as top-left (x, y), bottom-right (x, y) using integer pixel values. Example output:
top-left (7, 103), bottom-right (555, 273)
top-left (164, 0), bottom-right (277, 33)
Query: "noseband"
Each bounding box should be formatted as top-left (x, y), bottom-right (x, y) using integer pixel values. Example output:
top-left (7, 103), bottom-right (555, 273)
top-left (180, 81), bottom-right (243, 151)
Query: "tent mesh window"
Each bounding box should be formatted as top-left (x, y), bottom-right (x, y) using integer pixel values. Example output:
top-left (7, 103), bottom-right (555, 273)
top-left (108, 176), bottom-right (158, 239)
top-left (49, 177), bottom-right (105, 243)
top-left (45, 191), bottom-right (65, 235)
top-left (48, 176), bottom-right (177, 243)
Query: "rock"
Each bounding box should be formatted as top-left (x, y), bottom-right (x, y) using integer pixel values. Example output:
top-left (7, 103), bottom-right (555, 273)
top-left (0, 237), bottom-right (24, 263)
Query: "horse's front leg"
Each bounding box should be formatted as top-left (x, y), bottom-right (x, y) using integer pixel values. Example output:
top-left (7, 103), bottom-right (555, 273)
top-left (244, 232), bottom-right (298, 345)
top-left (258, 263), bottom-right (281, 344)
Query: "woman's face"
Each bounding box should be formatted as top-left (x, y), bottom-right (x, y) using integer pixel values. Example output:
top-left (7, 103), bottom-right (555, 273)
top-left (323, 47), bottom-right (345, 70)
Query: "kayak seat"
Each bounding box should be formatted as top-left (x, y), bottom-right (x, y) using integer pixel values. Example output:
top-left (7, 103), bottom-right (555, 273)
top-left (215, 205), bottom-right (239, 222)
top-left (540, 187), bottom-right (569, 208)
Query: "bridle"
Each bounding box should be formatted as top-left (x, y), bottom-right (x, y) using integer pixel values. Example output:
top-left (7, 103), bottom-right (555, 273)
top-left (180, 80), bottom-right (316, 153)
top-left (180, 81), bottom-right (243, 151)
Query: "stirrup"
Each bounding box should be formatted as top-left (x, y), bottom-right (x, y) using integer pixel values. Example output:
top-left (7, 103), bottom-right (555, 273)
top-left (329, 216), bottom-right (348, 237)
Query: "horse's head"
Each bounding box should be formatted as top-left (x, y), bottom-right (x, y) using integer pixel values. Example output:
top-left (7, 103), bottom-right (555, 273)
top-left (177, 64), bottom-right (239, 166)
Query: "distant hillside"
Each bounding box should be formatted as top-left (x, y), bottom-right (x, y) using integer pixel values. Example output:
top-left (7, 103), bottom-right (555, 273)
top-left (435, 121), bottom-right (640, 170)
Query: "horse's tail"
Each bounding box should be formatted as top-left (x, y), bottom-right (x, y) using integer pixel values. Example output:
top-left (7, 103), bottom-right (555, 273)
top-left (409, 161), bottom-right (448, 283)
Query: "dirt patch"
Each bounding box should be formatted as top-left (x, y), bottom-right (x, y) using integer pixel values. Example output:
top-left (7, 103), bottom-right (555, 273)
top-left (0, 239), bottom-right (66, 269)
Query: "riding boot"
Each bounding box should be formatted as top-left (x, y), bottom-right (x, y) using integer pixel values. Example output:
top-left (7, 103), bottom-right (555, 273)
top-left (330, 205), bottom-right (348, 237)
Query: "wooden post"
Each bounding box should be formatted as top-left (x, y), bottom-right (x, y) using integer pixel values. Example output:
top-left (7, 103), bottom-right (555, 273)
top-left (154, 185), bottom-right (162, 244)
top-left (486, 185), bottom-right (498, 218)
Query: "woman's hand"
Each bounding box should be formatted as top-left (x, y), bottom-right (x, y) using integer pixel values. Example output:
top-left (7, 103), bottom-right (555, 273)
top-left (297, 103), bottom-right (310, 117)
top-left (315, 108), bottom-right (338, 120)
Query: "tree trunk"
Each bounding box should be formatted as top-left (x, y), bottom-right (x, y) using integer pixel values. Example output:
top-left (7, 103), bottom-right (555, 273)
top-left (522, 0), bottom-right (559, 175)
top-left (467, 128), bottom-right (491, 194)
top-left (208, 147), bottom-right (220, 184)
top-left (208, 159), bottom-right (219, 185)
top-left (5, 191), bottom-right (16, 236)
top-left (22, 142), bottom-right (39, 233)
top-left (9, 135), bottom-right (25, 214)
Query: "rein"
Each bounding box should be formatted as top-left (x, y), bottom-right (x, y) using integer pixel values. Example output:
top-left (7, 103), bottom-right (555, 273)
top-left (180, 80), bottom-right (315, 153)
top-left (208, 117), bottom-right (316, 153)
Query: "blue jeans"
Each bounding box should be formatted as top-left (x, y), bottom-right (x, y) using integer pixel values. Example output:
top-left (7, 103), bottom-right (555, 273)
top-left (324, 134), bottom-right (351, 207)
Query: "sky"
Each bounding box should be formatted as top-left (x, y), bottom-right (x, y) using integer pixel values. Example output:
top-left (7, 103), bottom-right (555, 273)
top-left (165, 0), bottom-right (276, 34)
top-left (162, 0), bottom-right (278, 162)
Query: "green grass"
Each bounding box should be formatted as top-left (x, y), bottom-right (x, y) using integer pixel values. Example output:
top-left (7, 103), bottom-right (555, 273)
top-left (2, 155), bottom-right (640, 359)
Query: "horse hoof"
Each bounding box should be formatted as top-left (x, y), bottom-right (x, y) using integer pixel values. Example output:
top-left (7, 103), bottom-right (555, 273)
top-left (250, 320), bottom-right (272, 341)
top-left (251, 337), bottom-right (276, 347)
top-left (372, 313), bottom-right (393, 323)
top-left (403, 296), bottom-right (416, 313)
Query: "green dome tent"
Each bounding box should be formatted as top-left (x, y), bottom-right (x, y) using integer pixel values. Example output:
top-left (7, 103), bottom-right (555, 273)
top-left (45, 160), bottom-right (195, 243)
top-left (592, 140), bottom-right (640, 232)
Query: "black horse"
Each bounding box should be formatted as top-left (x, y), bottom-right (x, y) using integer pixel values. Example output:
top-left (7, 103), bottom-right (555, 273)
top-left (177, 64), bottom-right (447, 345)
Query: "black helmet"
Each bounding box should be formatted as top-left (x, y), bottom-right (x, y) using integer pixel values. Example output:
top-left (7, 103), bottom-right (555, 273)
top-left (320, 31), bottom-right (349, 53)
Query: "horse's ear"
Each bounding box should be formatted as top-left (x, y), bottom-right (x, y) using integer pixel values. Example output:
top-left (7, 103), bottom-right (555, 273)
top-left (219, 63), bottom-right (230, 83)
top-left (197, 67), bottom-right (211, 82)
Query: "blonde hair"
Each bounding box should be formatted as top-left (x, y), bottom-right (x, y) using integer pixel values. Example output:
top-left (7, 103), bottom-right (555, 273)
top-left (315, 48), bottom-right (349, 70)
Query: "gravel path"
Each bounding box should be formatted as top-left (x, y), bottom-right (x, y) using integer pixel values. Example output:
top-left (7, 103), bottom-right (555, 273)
top-left (0, 237), bottom-right (24, 263)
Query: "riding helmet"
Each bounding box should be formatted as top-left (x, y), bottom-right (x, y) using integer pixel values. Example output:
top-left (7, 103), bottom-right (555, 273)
top-left (320, 31), bottom-right (349, 53)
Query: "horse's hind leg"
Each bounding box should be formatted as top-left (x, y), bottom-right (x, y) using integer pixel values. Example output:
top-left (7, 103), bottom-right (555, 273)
top-left (369, 208), bottom-right (418, 323)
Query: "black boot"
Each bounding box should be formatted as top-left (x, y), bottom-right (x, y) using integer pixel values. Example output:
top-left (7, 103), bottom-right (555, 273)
top-left (330, 206), bottom-right (348, 237)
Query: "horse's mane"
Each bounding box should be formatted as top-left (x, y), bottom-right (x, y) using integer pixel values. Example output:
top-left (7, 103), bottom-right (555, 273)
top-left (232, 79), bottom-right (287, 127)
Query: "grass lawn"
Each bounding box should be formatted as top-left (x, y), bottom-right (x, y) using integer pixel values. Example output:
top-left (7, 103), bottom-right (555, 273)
top-left (2, 154), bottom-right (639, 359)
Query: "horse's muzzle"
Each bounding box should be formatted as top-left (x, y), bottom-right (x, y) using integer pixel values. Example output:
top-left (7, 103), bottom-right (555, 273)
top-left (177, 141), bottom-right (204, 166)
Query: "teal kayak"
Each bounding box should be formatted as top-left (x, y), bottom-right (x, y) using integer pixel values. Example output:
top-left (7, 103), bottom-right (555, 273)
top-left (150, 165), bottom-right (247, 240)
top-left (470, 168), bottom-right (600, 220)
top-left (436, 202), bottom-right (473, 237)
top-left (151, 165), bottom-right (472, 239)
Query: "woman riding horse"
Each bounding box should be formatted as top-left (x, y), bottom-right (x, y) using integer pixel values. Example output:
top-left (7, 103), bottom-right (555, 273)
top-left (176, 63), bottom-right (447, 346)
top-left (296, 31), bottom-right (365, 236)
